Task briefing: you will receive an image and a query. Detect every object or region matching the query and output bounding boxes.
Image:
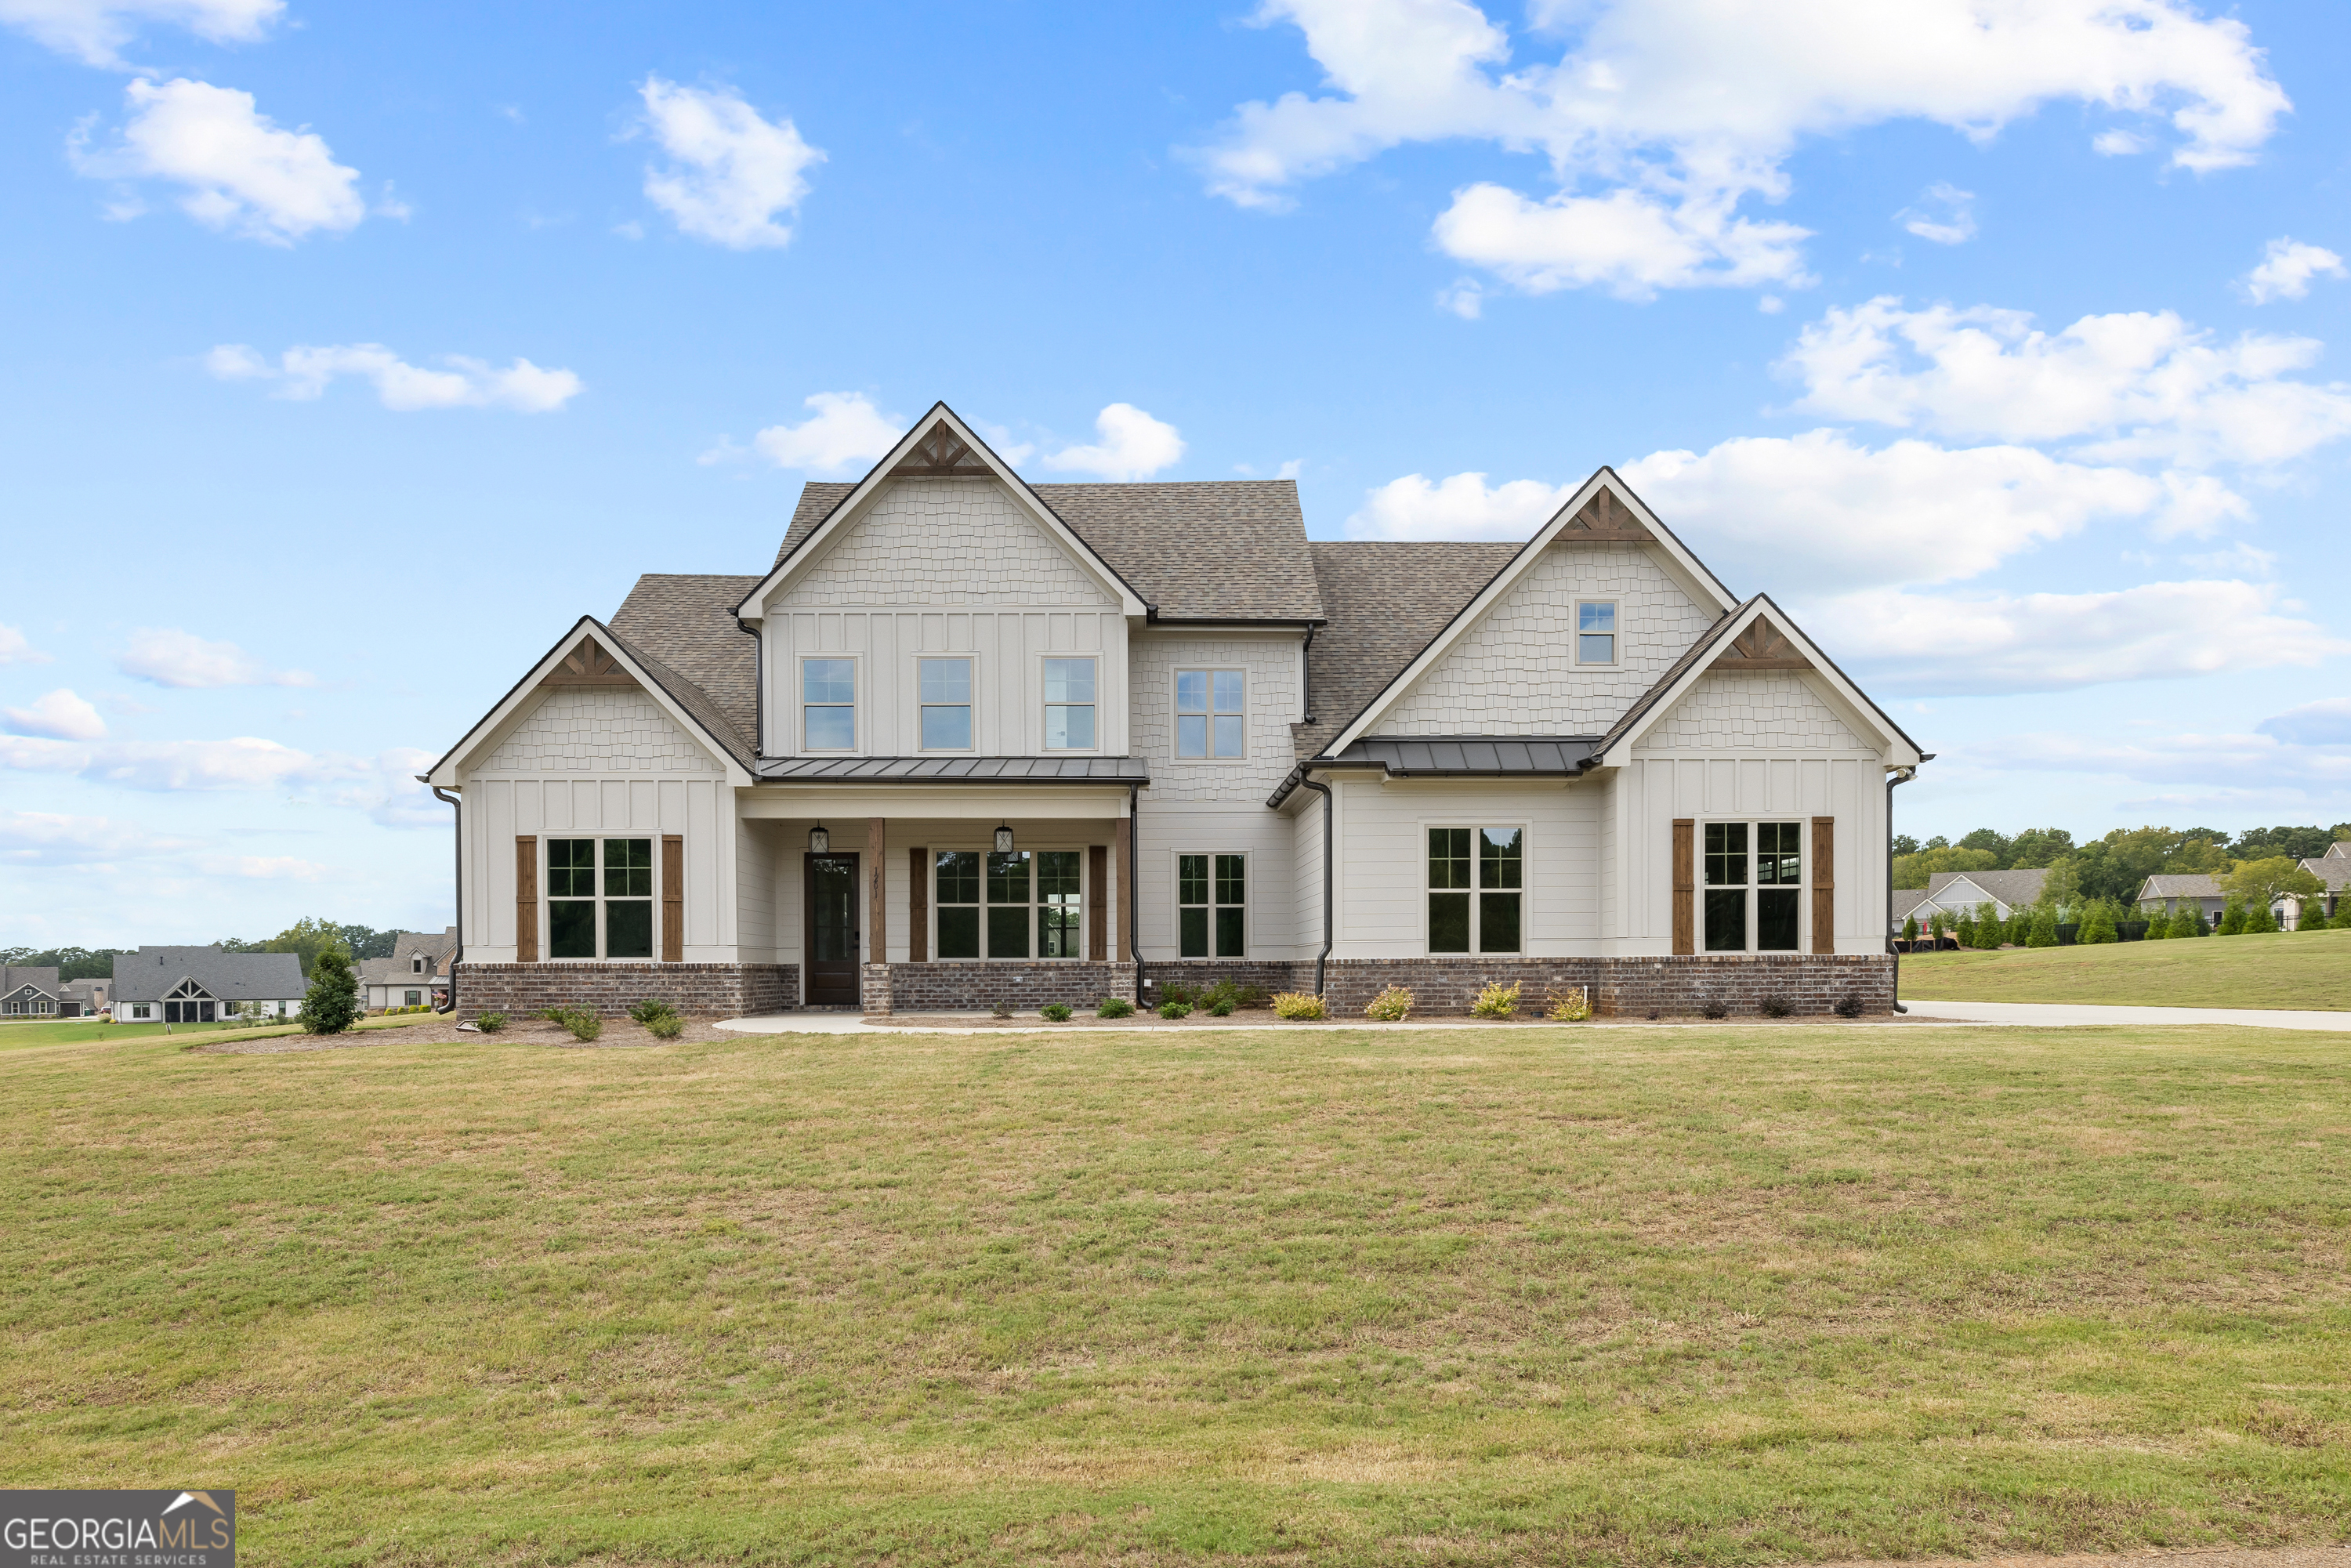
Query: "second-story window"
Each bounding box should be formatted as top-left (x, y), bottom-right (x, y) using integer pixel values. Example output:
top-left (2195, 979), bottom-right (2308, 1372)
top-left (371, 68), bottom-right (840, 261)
top-left (1577, 602), bottom-right (1617, 665)
top-left (802, 658), bottom-right (855, 750)
top-left (1044, 657), bottom-right (1096, 749)
top-left (1176, 669), bottom-right (1245, 759)
top-left (919, 657), bottom-right (973, 749)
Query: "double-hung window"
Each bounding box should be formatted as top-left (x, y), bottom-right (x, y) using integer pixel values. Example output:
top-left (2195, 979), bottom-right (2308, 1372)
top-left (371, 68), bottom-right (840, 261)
top-left (1178, 853), bottom-right (1245, 957)
top-left (548, 837), bottom-right (654, 958)
top-left (1577, 601), bottom-right (1617, 664)
top-left (1044, 657), bottom-right (1096, 749)
top-left (934, 848), bottom-right (1084, 958)
top-left (919, 657), bottom-right (973, 750)
top-left (1428, 827), bottom-right (1523, 953)
top-left (1175, 669), bottom-right (1244, 759)
top-left (1704, 821), bottom-right (1802, 952)
top-left (802, 658), bottom-right (856, 750)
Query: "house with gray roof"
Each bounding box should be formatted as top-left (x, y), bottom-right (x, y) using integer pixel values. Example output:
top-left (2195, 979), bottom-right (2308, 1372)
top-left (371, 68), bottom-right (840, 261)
top-left (1925, 868), bottom-right (2048, 919)
top-left (110, 947), bottom-right (305, 1023)
top-left (426, 404), bottom-right (1924, 1018)
top-left (2, 964), bottom-right (63, 1017)
top-left (2298, 841), bottom-right (2351, 918)
top-left (358, 928), bottom-right (457, 1012)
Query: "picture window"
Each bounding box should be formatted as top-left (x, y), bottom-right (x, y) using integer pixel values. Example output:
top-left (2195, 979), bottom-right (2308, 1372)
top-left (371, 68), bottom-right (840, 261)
top-left (934, 847), bottom-right (1085, 959)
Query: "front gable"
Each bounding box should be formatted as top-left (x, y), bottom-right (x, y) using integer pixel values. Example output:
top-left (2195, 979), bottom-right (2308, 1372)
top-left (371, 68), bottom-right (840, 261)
top-left (1631, 672), bottom-right (1867, 754)
top-left (781, 476), bottom-right (1117, 608)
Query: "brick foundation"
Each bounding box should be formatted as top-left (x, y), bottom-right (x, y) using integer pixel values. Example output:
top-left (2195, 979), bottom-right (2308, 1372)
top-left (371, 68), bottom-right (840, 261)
top-left (1135, 960), bottom-right (1299, 1003)
top-left (865, 961), bottom-right (1139, 1014)
top-left (455, 962), bottom-right (798, 1020)
top-left (1313, 954), bottom-right (1893, 1018)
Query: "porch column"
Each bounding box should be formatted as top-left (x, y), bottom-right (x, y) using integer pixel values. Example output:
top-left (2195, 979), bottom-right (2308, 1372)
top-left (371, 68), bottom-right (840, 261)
top-left (867, 817), bottom-right (887, 965)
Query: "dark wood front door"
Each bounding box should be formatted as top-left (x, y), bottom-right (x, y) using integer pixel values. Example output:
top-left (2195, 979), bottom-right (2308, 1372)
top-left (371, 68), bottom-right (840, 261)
top-left (804, 853), bottom-right (861, 1005)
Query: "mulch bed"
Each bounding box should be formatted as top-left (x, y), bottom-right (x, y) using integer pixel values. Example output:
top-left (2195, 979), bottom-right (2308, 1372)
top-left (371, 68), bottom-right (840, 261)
top-left (193, 1016), bottom-right (738, 1054)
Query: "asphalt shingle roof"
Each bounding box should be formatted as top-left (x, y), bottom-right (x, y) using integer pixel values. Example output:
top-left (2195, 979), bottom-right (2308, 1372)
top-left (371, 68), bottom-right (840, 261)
top-left (607, 581), bottom-right (762, 762)
top-left (110, 947), bottom-right (306, 1004)
top-left (1295, 541), bottom-right (1523, 759)
top-left (1926, 868), bottom-right (2049, 907)
top-left (2139, 874), bottom-right (2225, 900)
top-left (0, 965), bottom-right (60, 998)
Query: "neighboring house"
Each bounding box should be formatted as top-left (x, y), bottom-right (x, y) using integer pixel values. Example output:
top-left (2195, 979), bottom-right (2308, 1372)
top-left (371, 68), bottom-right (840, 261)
top-left (2297, 841), bottom-right (2351, 918)
top-left (2137, 875), bottom-right (2226, 926)
top-left (1, 965), bottom-right (63, 1016)
top-left (58, 978), bottom-right (109, 1017)
top-left (357, 927), bottom-right (457, 1011)
top-left (1886, 868), bottom-right (2049, 935)
top-left (110, 947), bottom-right (306, 1023)
top-left (1889, 888), bottom-right (1936, 932)
top-left (427, 404), bottom-right (1925, 1018)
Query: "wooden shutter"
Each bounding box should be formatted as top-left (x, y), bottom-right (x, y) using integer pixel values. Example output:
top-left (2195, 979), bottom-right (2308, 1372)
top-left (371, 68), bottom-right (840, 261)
top-left (661, 835), bottom-right (683, 961)
top-left (1089, 845), bottom-right (1108, 960)
top-left (1671, 818), bottom-right (1695, 955)
top-left (908, 847), bottom-right (929, 962)
top-left (515, 838), bottom-right (538, 964)
top-left (1811, 817), bottom-right (1835, 955)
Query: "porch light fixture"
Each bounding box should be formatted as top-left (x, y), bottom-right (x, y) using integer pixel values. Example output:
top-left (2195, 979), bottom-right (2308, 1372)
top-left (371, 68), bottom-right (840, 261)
top-left (808, 824), bottom-right (830, 854)
top-left (993, 824), bottom-right (1016, 854)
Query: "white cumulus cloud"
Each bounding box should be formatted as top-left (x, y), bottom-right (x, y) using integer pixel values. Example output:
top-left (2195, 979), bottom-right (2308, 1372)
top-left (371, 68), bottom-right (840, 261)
top-left (731, 392), bottom-right (904, 473)
top-left (1197, 0), bottom-right (2288, 297)
top-left (1896, 183), bottom-right (1976, 245)
top-left (0, 625), bottom-right (52, 666)
top-left (1778, 296), bottom-right (2351, 468)
top-left (70, 77), bottom-right (368, 244)
top-left (0, 0), bottom-right (280, 67)
top-left (118, 628), bottom-right (316, 689)
top-left (0, 809), bottom-right (193, 868)
top-left (1347, 471), bottom-right (1576, 540)
top-left (3, 689), bottom-right (108, 741)
top-left (2240, 237), bottom-right (2347, 305)
top-left (0, 733), bottom-right (436, 827)
top-left (637, 77), bottom-right (824, 250)
top-left (1043, 404), bottom-right (1186, 481)
top-left (207, 342), bottom-right (583, 412)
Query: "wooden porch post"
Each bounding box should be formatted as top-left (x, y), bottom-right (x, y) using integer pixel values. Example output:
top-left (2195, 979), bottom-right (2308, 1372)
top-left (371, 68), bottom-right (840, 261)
top-left (867, 817), bottom-right (887, 965)
top-left (1112, 816), bottom-right (1132, 961)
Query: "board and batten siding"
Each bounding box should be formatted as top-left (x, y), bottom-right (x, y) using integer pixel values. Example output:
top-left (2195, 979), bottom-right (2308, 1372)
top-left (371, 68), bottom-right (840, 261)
top-left (461, 683), bottom-right (740, 963)
top-left (1134, 807), bottom-right (1300, 961)
top-left (759, 476), bottom-right (1131, 758)
top-left (1373, 544), bottom-right (1719, 736)
top-left (1328, 777), bottom-right (1602, 958)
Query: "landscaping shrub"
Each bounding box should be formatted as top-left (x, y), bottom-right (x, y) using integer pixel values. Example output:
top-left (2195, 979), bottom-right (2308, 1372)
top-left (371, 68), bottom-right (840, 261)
top-left (1955, 913), bottom-right (1976, 950)
top-left (1205, 998), bottom-right (1235, 1017)
top-left (645, 1012), bottom-right (683, 1040)
top-left (2244, 899), bottom-right (2279, 934)
top-left (1363, 985), bottom-right (1415, 1021)
top-left (297, 948), bottom-right (359, 1036)
top-left (1701, 998), bottom-right (1730, 1019)
top-left (1157, 983), bottom-right (1196, 1007)
top-left (1833, 991), bottom-right (1864, 1019)
top-left (1157, 1000), bottom-right (1192, 1019)
top-left (1039, 1003), bottom-right (1073, 1022)
top-left (1543, 986), bottom-right (1590, 1022)
top-left (2026, 908), bottom-right (2059, 947)
top-left (1096, 997), bottom-right (1135, 1019)
top-left (1901, 914), bottom-right (1920, 942)
top-left (628, 998), bottom-right (679, 1027)
top-left (2301, 904), bottom-right (2332, 932)
top-left (1471, 980), bottom-right (1521, 1019)
top-left (1760, 994), bottom-right (1793, 1018)
top-left (2219, 899), bottom-right (2247, 936)
top-left (1199, 979), bottom-right (1243, 1013)
top-left (473, 1012), bottom-right (508, 1034)
top-left (2078, 899), bottom-right (2117, 944)
top-left (558, 1009), bottom-right (602, 1042)
top-left (991, 1003), bottom-right (1014, 1019)
top-left (2144, 907), bottom-right (2170, 939)
top-left (1271, 991), bottom-right (1327, 1020)
top-left (1233, 983), bottom-right (1273, 1010)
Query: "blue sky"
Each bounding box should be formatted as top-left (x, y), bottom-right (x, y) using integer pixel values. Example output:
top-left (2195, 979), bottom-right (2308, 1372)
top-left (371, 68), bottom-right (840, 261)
top-left (5, 0), bottom-right (2349, 946)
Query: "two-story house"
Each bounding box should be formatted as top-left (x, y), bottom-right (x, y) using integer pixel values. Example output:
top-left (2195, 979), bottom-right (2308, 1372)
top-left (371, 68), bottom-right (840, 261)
top-left (427, 404), bottom-right (1922, 1018)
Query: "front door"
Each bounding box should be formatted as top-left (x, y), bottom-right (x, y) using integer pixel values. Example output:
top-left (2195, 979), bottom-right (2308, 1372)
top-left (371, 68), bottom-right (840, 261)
top-left (804, 853), bottom-right (861, 1005)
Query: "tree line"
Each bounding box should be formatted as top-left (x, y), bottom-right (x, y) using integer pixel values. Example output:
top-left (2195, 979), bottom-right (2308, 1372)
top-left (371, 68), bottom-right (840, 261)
top-left (2, 921), bottom-right (414, 983)
top-left (1893, 823), bottom-right (2350, 905)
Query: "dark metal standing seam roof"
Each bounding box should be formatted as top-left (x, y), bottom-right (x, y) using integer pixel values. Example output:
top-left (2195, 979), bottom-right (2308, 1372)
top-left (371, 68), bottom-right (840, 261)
top-left (755, 755), bottom-right (1150, 784)
top-left (1266, 737), bottom-right (1601, 807)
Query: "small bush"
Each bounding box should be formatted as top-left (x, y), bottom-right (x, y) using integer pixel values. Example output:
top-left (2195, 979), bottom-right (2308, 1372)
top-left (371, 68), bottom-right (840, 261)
top-left (1040, 1002), bottom-right (1073, 1022)
top-left (1158, 983), bottom-right (1197, 1007)
top-left (1759, 994), bottom-right (1793, 1019)
top-left (1363, 985), bottom-right (1415, 1022)
top-left (991, 1003), bottom-right (1013, 1019)
top-left (629, 998), bottom-right (679, 1027)
top-left (1096, 997), bottom-right (1136, 1019)
top-left (1158, 1000), bottom-right (1193, 1019)
top-left (1233, 983), bottom-right (1273, 1010)
top-left (1701, 998), bottom-right (1730, 1019)
top-left (1470, 980), bottom-right (1521, 1019)
top-left (1199, 979), bottom-right (1243, 1013)
top-left (646, 1012), bottom-right (683, 1040)
top-left (473, 1011), bottom-right (508, 1034)
top-left (560, 1008), bottom-right (602, 1041)
top-left (1271, 991), bottom-right (1326, 1020)
top-left (1833, 992), bottom-right (1864, 1019)
top-left (1207, 999), bottom-right (1234, 1016)
top-left (1543, 986), bottom-right (1589, 1022)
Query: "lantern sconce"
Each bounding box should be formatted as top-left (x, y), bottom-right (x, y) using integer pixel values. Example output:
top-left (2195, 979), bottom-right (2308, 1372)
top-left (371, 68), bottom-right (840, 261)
top-left (993, 824), bottom-right (1016, 854)
top-left (808, 824), bottom-right (831, 854)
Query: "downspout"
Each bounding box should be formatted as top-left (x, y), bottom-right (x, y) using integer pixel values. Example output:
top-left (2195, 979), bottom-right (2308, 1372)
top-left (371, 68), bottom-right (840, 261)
top-left (432, 784), bottom-right (462, 1015)
top-left (1128, 780), bottom-right (1143, 1005)
top-left (735, 617), bottom-right (763, 756)
top-left (1886, 766), bottom-right (1916, 1013)
top-left (1299, 776), bottom-right (1333, 996)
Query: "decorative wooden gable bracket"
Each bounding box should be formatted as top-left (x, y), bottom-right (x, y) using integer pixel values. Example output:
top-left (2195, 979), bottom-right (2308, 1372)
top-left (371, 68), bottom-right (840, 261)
top-left (540, 636), bottom-right (632, 687)
top-left (1552, 486), bottom-right (1655, 545)
top-left (1710, 616), bottom-right (1814, 672)
top-left (889, 423), bottom-right (993, 477)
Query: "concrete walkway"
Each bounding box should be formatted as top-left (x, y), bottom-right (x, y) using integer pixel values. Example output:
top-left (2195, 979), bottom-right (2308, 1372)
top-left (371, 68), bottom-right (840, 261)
top-left (1900, 998), bottom-right (2351, 1031)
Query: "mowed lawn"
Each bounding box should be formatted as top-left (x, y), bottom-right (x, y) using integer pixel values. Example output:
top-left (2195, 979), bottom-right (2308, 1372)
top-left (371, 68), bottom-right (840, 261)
top-left (0, 1012), bottom-right (444, 1051)
top-left (1903, 925), bottom-right (2351, 1010)
top-left (3, 1024), bottom-right (2349, 1566)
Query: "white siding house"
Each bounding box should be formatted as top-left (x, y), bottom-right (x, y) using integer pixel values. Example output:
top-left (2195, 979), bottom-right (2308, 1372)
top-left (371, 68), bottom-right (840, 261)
top-left (428, 403), bottom-right (1923, 1019)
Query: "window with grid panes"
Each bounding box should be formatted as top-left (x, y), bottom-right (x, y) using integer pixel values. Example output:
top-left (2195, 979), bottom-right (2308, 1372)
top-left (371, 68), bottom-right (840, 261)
top-left (1043, 657), bottom-right (1096, 749)
top-left (1704, 821), bottom-right (1802, 952)
top-left (937, 848), bottom-right (1085, 959)
top-left (802, 659), bottom-right (854, 750)
top-left (1177, 853), bottom-right (1245, 957)
top-left (1174, 669), bottom-right (1244, 759)
top-left (547, 837), bottom-right (653, 958)
top-left (1427, 827), bottom-right (1522, 953)
top-left (918, 657), bottom-right (972, 750)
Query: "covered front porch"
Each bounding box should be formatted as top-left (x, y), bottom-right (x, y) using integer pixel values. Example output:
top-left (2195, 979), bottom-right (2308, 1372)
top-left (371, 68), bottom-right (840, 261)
top-left (737, 780), bottom-right (1141, 1012)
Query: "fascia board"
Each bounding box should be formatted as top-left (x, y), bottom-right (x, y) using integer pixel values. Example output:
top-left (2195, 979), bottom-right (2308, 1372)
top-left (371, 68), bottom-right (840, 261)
top-left (733, 403), bottom-right (1147, 620)
top-left (1325, 468), bottom-right (1737, 755)
top-left (427, 617), bottom-right (751, 788)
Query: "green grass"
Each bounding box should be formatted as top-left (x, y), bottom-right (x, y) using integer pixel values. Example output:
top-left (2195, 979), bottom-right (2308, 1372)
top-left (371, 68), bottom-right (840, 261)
top-left (0, 1011), bottom-right (444, 1051)
top-left (1902, 925), bottom-right (2351, 1009)
top-left (4, 1024), bottom-right (2349, 1566)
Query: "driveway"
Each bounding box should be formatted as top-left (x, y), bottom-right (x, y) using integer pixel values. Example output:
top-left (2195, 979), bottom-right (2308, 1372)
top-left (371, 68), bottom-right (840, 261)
top-left (1901, 998), bottom-right (2351, 1031)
